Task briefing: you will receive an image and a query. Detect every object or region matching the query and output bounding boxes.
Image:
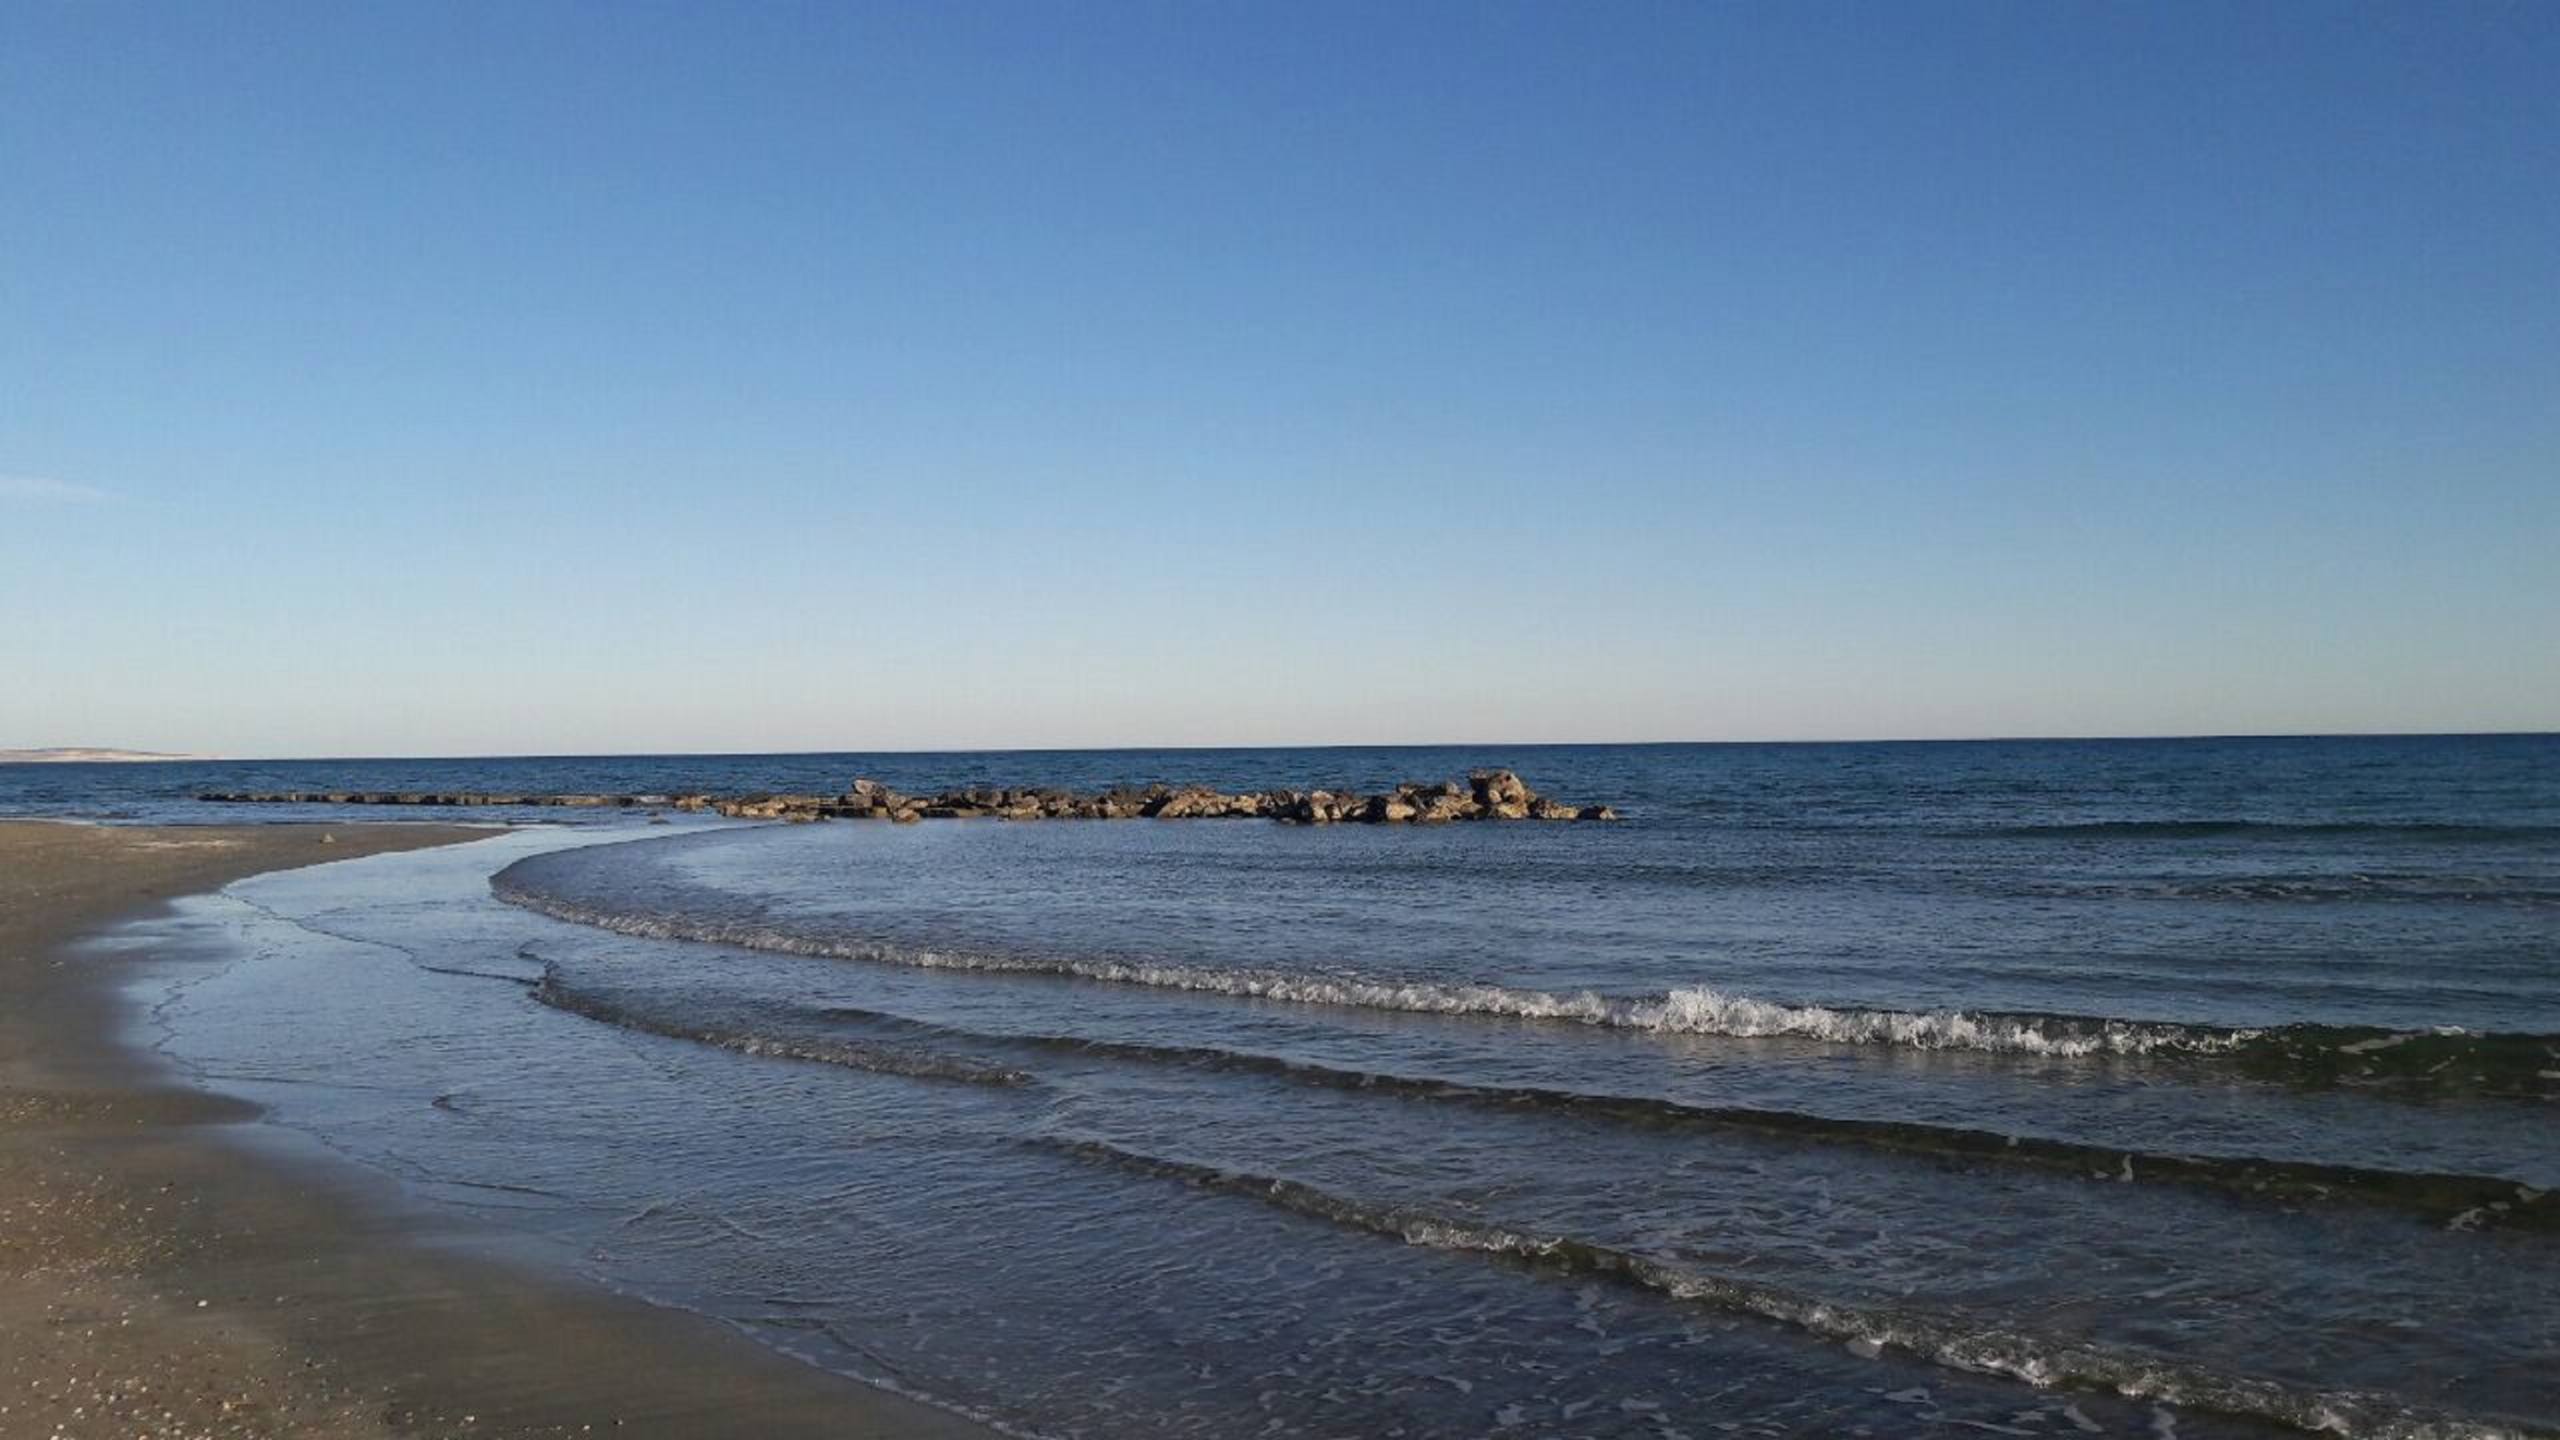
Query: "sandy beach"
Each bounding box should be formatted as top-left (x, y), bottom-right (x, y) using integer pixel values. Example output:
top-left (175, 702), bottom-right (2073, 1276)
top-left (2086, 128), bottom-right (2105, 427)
top-left (0, 821), bottom-right (989, 1440)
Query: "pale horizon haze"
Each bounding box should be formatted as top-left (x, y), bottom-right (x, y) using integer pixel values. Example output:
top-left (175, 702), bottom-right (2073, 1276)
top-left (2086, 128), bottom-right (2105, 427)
top-left (5, 3), bottom-right (2556, 758)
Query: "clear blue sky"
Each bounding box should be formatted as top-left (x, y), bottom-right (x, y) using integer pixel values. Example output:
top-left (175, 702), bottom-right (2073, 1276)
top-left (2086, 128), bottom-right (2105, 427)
top-left (4, 2), bottom-right (2554, 756)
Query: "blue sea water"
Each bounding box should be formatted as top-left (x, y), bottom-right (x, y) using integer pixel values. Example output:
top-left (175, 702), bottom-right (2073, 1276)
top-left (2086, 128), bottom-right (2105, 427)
top-left (20, 735), bottom-right (2558, 1437)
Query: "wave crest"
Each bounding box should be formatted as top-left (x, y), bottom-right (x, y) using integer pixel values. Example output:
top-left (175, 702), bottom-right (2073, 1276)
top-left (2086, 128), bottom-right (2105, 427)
top-left (494, 874), bottom-right (2236, 1056)
top-left (493, 866), bottom-right (2560, 1098)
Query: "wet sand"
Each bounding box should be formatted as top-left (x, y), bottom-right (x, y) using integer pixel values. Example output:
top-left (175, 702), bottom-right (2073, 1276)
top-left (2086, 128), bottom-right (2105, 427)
top-left (0, 821), bottom-right (991, 1439)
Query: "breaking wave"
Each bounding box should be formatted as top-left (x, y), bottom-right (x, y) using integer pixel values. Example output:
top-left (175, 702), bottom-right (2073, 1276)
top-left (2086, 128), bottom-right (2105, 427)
top-left (527, 971), bottom-right (2552, 1229)
top-left (783, 1001), bottom-right (2551, 1230)
top-left (492, 873), bottom-right (2245, 1054)
top-left (1040, 1136), bottom-right (2549, 1440)
top-left (494, 867), bottom-right (2560, 1099)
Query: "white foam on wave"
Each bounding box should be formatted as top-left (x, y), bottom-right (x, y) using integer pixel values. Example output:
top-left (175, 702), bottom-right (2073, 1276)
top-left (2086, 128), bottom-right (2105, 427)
top-left (494, 881), bottom-right (2258, 1060)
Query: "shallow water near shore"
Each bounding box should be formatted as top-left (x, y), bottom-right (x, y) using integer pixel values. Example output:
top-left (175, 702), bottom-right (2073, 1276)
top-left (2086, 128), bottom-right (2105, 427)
top-left (87, 738), bottom-right (2560, 1437)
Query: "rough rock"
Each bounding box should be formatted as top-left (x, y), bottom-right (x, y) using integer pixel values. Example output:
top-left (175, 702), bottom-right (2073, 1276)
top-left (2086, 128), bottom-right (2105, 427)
top-left (1471, 769), bottom-right (1533, 809)
top-left (197, 773), bottom-right (1620, 825)
top-left (1412, 791), bottom-right (1478, 824)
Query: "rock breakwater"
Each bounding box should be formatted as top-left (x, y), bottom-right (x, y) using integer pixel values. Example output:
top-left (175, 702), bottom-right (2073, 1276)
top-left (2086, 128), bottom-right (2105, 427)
top-left (197, 770), bottom-right (1619, 826)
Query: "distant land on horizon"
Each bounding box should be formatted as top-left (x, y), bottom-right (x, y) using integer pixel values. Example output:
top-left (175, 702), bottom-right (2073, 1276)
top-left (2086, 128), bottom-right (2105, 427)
top-left (0, 748), bottom-right (214, 764)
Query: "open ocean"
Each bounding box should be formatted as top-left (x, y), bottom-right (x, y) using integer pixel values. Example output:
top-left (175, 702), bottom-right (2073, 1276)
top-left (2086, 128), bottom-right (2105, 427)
top-left (17, 736), bottom-right (2558, 1438)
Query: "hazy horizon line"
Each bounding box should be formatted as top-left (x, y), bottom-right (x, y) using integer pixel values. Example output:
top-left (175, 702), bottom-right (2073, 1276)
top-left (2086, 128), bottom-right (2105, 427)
top-left (8, 729), bottom-right (2553, 765)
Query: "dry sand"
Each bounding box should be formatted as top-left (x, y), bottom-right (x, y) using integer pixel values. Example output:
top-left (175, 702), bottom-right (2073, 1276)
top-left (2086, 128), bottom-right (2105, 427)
top-left (0, 821), bottom-right (991, 1439)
